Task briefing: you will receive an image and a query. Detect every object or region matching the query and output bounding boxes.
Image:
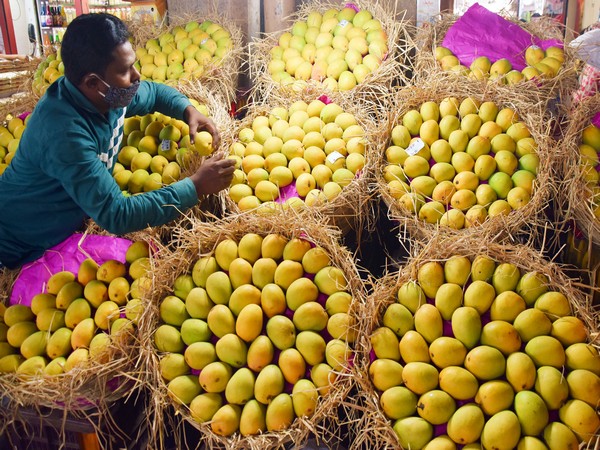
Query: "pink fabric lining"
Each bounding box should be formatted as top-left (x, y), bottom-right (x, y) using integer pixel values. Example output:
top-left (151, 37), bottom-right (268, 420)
top-left (10, 233), bottom-right (132, 306)
top-left (441, 3), bottom-right (563, 71)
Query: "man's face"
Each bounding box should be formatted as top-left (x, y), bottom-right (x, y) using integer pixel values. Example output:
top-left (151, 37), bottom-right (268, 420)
top-left (103, 40), bottom-right (140, 89)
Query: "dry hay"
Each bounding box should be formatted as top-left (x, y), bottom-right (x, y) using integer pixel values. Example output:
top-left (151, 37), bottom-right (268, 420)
top-left (248, 0), bottom-right (416, 115)
top-left (137, 210), bottom-right (367, 450)
top-left (0, 93), bottom-right (38, 124)
top-left (0, 226), bottom-right (160, 449)
top-left (128, 10), bottom-right (244, 105)
top-left (220, 85), bottom-right (380, 236)
top-left (561, 92), bottom-right (600, 249)
top-left (0, 57), bottom-right (40, 100)
top-left (414, 12), bottom-right (579, 111)
top-left (375, 76), bottom-right (557, 244)
top-left (349, 231), bottom-right (599, 449)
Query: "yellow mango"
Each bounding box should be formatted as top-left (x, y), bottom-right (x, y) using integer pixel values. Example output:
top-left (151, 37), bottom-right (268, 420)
top-left (55, 281), bottom-right (84, 311)
top-left (505, 352), bottom-right (536, 392)
top-left (0, 354), bottom-right (24, 372)
top-left (64, 347), bottom-right (89, 371)
top-left (159, 352), bottom-right (190, 381)
top-left (3, 304), bottom-right (35, 327)
top-left (325, 339), bottom-right (351, 372)
top-left (228, 284), bottom-right (261, 316)
top-left (534, 366), bottom-right (569, 410)
top-left (199, 361), bottom-right (233, 393)
top-left (514, 390), bottom-right (549, 436)
top-left (246, 335), bottom-right (274, 372)
top-left (402, 361), bottom-right (439, 394)
top-left (464, 345), bottom-right (505, 380)
top-left (21, 330), bottom-right (50, 359)
top-left (96, 259), bottom-right (127, 283)
top-left (254, 364), bottom-right (284, 404)
top-left (370, 326), bottom-right (400, 360)
top-left (542, 422), bottom-right (579, 450)
top-left (266, 393), bottom-right (294, 431)
top-left (480, 320), bottom-right (522, 355)
top-left (417, 261), bottom-right (444, 298)
top-left (475, 380), bottom-right (514, 415)
top-left (77, 258), bottom-right (99, 286)
top-left (83, 280), bottom-right (109, 308)
top-left (397, 281), bottom-right (426, 313)
top-left (399, 329), bottom-right (431, 363)
top-left (168, 374), bottom-right (202, 405)
top-left (380, 385), bottom-right (417, 419)
top-left (6, 321), bottom-right (37, 348)
top-left (46, 327), bottom-right (73, 359)
top-left (278, 348), bottom-right (306, 384)
top-left (215, 333), bottom-right (247, 368)
top-left (295, 330), bottom-right (326, 366)
top-left (189, 393), bottom-right (222, 423)
top-left (525, 335), bottom-right (565, 368)
top-left (237, 233), bottom-right (263, 265)
top-left (558, 399), bottom-right (600, 443)
top-left (513, 308), bottom-right (552, 342)
top-left (439, 366), bottom-right (479, 400)
top-left (414, 304), bottom-right (443, 343)
top-left (182, 339), bottom-right (215, 370)
top-left (480, 410), bottom-right (521, 450)
top-left (191, 256), bottom-right (218, 287)
top-left (47, 271), bottom-right (76, 295)
top-left (30, 293), bottom-right (56, 315)
top-left (565, 342), bottom-right (600, 374)
top-left (225, 367), bottom-right (255, 405)
top-left (417, 390), bottom-right (456, 425)
top-left (239, 399), bottom-right (266, 436)
top-left (566, 369), bottom-right (600, 407)
top-left (17, 355), bottom-right (47, 376)
top-left (393, 417), bottom-right (434, 449)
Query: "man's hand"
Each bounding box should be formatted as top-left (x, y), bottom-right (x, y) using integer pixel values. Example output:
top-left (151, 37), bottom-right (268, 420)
top-left (184, 105), bottom-right (221, 150)
top-left (189, 156), bottom-right (236, 197)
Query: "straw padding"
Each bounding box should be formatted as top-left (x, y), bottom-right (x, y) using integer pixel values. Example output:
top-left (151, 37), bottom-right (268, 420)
top-left (248, 0), bottom-right (415, 112)
top-left (350, 231), bottom-right (599, 449)
top-left (0, 226), bottom-right (161, 448)
top-left (375, 77), bottom-right (556, 243)
top-left (128, 10), bottom-right (244, 104)
top-left (139, 210), bottom-right (367, 449)
top-left (221, 85), bottom-right (380, 235)
top-left (562, 92), bottom-right (600, 247)
top-left (0, 92), bottom-right (37, 122)
top-left (414, 13), bottom-right (578, 110)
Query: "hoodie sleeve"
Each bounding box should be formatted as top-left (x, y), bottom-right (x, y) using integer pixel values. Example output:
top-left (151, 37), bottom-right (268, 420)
top-left (42, 125), bottom-right (198, 235)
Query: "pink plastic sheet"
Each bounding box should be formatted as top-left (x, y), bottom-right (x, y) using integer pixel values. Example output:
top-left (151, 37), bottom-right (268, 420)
top-left (593, 112), bottom-right (600, 128)
top-left (10, 233), bottom-right (132, 307)
top-left (441, 3), bottom-right (563, 71)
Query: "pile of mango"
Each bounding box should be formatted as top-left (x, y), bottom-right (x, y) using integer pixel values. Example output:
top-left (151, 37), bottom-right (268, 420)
top-left (369, 254), bottom-right (599, 449)
top-left (434, 45), bottom-right (565, 84)
top-left (384, 97), bottom-right (539, 229)
top-left (154, 233), bottom-right (355, 436)
top-left (228, 98), bottom-right (366, 211)
top-left (114, 99), bottom-right (214, 195)
top-left (136, 20), bottom-right (233, 84)
top-left (32, 49), bottom-right (64, 96)
top-left (0, 114), bottom-right (29, 175)
top-left (0, 241), bottom-right (150, 376)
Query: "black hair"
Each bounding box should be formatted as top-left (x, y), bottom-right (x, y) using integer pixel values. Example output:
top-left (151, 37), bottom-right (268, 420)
top-left (61, 13), bottom-right (131, 85)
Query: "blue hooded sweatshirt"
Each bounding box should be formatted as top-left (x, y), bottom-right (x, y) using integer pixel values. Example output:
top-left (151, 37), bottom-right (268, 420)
top-left (0, 77), bottom-right (198, 269)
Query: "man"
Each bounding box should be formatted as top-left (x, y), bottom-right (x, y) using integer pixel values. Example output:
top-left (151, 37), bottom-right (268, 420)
top-left (0, 13), bottom-right (235, 269)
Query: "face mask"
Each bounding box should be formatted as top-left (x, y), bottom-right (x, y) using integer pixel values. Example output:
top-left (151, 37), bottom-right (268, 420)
top-left (93, 74), bottom-right (140, 109)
